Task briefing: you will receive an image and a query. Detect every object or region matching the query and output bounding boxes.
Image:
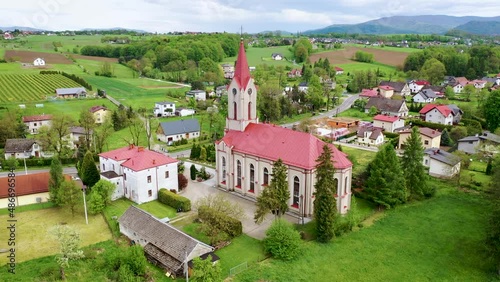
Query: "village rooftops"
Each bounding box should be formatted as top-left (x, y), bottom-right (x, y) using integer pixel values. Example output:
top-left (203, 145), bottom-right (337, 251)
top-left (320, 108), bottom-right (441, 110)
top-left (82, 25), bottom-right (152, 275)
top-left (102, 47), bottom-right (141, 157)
top-left (22, 114), bottom-right (52, 123)
top-left (158, 119), bottom-right (200, 136)
top-left (373, 115), bottom-right (399, 122)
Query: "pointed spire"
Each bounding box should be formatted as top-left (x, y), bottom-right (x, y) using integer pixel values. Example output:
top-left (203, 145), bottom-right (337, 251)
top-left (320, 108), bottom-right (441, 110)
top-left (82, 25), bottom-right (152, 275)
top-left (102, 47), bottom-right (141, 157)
top-left (233, 40), bottom-right (251, 90)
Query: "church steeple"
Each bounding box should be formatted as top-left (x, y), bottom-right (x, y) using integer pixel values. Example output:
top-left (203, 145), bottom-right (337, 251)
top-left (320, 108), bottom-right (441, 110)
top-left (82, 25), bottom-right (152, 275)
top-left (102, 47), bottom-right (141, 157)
top-left (225, 40), bottom-right (258, 132)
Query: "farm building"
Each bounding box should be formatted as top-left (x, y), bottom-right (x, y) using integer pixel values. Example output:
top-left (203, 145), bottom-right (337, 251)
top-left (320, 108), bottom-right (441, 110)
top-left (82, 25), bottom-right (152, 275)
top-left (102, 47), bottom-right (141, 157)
top-left (99, 145), bottom-right (178, 204)
top-left (89, 106), bottom-right (110, 124)
top-left (4, 139), bottom-right (44, 159)
top-left (33, 58), bottom-right (45, 66)
top-left (157, 119), bottom-right (200, 144)
top-left (185, 90), bottom-right (206, 101)
top-left (154, 102), bottom-right (176, 117)
top-left (22, 114), bottom-right (52, 134)
top-left (118, 206), bottom-right (216, 278)
top-left (56, 87), bottom-right (87, 99)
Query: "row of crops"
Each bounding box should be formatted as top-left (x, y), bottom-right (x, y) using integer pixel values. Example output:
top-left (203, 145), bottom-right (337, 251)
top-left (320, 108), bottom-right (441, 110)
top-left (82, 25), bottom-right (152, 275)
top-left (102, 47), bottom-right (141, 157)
top-left (0, 74), bottom-right (84, 102)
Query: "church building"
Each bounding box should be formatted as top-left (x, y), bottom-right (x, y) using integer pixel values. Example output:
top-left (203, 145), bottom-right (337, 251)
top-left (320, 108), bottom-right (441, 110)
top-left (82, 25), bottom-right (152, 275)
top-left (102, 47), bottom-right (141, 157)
top-left (215, 41), bottom-right (353, 216)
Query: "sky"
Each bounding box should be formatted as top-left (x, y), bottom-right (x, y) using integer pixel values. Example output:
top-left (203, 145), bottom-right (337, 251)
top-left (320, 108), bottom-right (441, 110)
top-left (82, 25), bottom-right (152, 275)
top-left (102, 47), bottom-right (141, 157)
top-left (1, 0), bottom-right (500, 33)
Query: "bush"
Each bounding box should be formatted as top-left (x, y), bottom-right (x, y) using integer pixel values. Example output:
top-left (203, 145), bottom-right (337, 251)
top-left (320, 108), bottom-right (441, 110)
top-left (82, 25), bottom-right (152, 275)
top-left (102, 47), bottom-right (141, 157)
top-left (158, 188), bottom-right (191, 211)
top-left (178, 173), bottom-right (188, 190)
top-left (197, 166), bottom-right (210, 180)
top-left (190, 164), bottom-right (198, 180)
top-left (264, 218), bottom-right (301, 261)
top-left (409, 119), bottom-right (452, 131)
top-left (198, 205), bottom-right (242, 237)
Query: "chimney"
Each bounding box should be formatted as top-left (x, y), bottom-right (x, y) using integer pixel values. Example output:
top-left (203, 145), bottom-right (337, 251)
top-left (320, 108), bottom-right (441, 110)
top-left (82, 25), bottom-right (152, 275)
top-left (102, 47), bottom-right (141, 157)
top-left (129, 144), bottom-right (134, 149)
top-left (138, 147), bottom-right (144, 152)
top-left (153, 159), bottom-right (156, 165)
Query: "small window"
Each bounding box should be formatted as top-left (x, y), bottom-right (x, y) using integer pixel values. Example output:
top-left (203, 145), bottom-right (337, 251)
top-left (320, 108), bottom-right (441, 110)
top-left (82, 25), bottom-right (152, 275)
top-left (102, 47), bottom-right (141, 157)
top-left (425, 159), bottom-right (428, 165)
top-left (124, 173), bottom-right (127, 180)
top-left (165, 171), bottom-right (169, 178)
top-left (103, 164), bottom-right (106, 171)
top-left (424, 140), bottom-right (429, 145)
top-left (148, 190), bottom-right (152, 197)
top-left (147, 175), bottom-right (152, 183)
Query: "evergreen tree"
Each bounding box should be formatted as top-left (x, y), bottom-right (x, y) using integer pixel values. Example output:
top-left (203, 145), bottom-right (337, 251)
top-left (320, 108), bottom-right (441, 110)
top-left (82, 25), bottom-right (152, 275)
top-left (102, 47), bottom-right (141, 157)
top-left (440, 128), bottom-right (454, 147)
top-left (486, 159), bottom-right (493, 176)
top-left (190, 164), bottom-right (198, 180)
top-left (314, 145), bottom-right (337, 243)
top-left (200, 147), bottom-right (207, 161)
top-left (80, 151), bottom-right (100, 189)
top-left (401, 127), bottom-right (433, 199)
top-left (49, 157), bottom-right (64, 205)
top-left (190, 143), bottom-right (196, 159)
top-left (365, 144), bottom-right (408, 209)
top-left (254, 159), bottom-right (289, 224)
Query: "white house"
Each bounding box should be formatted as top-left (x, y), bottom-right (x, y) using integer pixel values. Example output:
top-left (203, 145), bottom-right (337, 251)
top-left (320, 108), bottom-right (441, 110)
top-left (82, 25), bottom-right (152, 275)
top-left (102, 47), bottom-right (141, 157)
top-left (413, 89), bottom-right (437, 103)
top-left (379, 81), bottom-right (411, 96)
top-left (423, 148), bottom-right (461, 178)
top-left (408, 80), bottom-right (430, 93)
top-left (157, 119), bottom-right (200, 144)
top-left (298, 82), bottom-right (309, 93)
top-left (63, 126), bottom-right (91, 149)
top-left (357, 126), bottom-right (384, 146)
top-left (334, 67), bottom-right (344, 75)
top-left (373, 115), bottom-right (405, 133)
top-left (186, 90), bottom-right (206, 101)
top-left (22, 114), bottom-right (52, 134)
top-left (364, 97), bottom-right (409, 117)
top-left (419, 104), bottom-right (454, 125)
top-left (33, 58), bottom-right (45, 66)
top-left (99, 145), bottom-right (179, 204)
top-left (271, 53), bottom-right (283, 60)
top-left (154, 102), bottom-right (176, 117)
top-left (4, 139), bottom-right (44, 159)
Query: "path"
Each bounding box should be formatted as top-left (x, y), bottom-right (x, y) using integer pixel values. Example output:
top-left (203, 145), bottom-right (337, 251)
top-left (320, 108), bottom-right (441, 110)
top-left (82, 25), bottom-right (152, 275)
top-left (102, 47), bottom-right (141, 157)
top-left (0, 167), bottom-right (77, 178)
top-left (140, 77), bottom-right (190, 88)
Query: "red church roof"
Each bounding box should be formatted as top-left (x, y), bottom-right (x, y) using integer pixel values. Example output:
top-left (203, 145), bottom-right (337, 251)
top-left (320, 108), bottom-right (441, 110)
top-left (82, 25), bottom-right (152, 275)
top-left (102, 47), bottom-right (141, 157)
top-left (419, 104), bottom-right (452, 117)
top-left (373, 114), bottom-right (399, 122)
top-left (99, 145), bottom-right (178, 171)
top-left (233, 41), bottom-right (251, 90)
top-left (218, 123), bottom-right (352, 170)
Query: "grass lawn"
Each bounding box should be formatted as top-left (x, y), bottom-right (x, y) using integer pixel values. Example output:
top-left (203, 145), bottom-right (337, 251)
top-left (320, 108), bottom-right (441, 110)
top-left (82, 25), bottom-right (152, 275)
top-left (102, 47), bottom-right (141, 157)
top-left (234, 190), bottom-right (494, 281)
top-left (0, 201), bottom-right (55, 215)
top-left (337, 108), bottom-right (373, 121)
top-left (75, 59), bottom-right (135, 79)
top-left (102, 198), bottom-right (135, 236)
top-left (224, 46), bottom-right (296, 67)
top-left (215, 235), bottom-right (266, 277)
top-left (138, 200), bottom-right (176, 219)
top-left (345, 43), bottom-right (421, 53)
top-left (341, 147), bottom-right (377, 176)
top-left (0, 206), bottom-right (112, 265)
top-left (182, 222), bottom-right (211, 245)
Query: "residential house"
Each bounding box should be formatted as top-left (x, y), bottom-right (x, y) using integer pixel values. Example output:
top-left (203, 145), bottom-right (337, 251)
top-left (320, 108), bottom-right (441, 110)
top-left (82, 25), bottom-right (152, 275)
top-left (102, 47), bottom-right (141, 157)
top-left (379, 81), bottom-right (411, 96)
top-left (298, 82), bottom-right (309, 93)
top-left (357, 126), bottom-right (384, 146)
top-left (55, 87), bottom-right (87, 99)
top-left (4, 139), bottom-right (43, 159)
top-left (221, 63), bottom-right (234, 79)
top-left (364, 97), bottom-right (409, 117)
top-left (378, 85), bottom-right (394, 98)
top-left (33, 58), bottom-right (45, 66)
top-left (408, 80), bottom-right (430, 93)
top-left (271, 53), bottom-right (283, 60)
top-left (215, 86), bottom-right (228, 97)
top-left (423, 148), bottom-right (461, 178)
top-left (447, 77), bottom-right (469, 93)
top-left (118, 206), bottom-right (216, 278)
top-left (99, 145), bottom-right (179, 204)
top-left (89, 106), bottom-right (110, 124)
top-left (287, 69), bottom-right (302, 78)
top-left (447, 104), bottom-right (463, 124)
top-left (323, 78), bottom-right (336, 90)
top-left (334, 67), bottom-right (344, 75)
top-left (373, 115), bottom-right (405, 133)
top-left (154, 102), bottom-right (176, 117)
top-left (186, 90), bottom-right (206, 101)
top-left (3, 32), bottom-right (14, 40)
top-left (157, 119), bottom-right (200, 144)
top-left (471, 79), bottom-right (487, 89)
top-left (23, 114), bottom-right (52, 134)
top-left (450, 81), bottom-right (464, 93)
top-left (419, 104), bottom-right (455, 125)
top-left (175, 108), bottom-right (196, 117)
top-left (457, 131), bottom-right (500, 154)
top-left (0, 172), bottom-right (63, 207)
top-left (413, 89), bottom-right (438, 103)
top-left (64, 126), bottom-right (91, 149)
top-left (399, 127), bottom-right (441, 149)
top-left (360, 89), bottom-right (379, 98)
top-left (422, 85), bottom-right (445, 97)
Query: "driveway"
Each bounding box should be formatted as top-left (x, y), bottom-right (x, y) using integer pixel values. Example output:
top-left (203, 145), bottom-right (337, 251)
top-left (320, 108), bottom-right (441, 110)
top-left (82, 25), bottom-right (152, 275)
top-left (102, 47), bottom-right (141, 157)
top-left (179, 162), bottom-right (297, 240)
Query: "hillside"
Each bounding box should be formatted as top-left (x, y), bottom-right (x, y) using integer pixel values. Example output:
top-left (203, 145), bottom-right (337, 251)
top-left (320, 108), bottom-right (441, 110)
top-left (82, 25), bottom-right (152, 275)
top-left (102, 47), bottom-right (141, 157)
top-left (305, 15), bottom-right (500, 35)
top-left (451, 21), bottom-right (500, 36)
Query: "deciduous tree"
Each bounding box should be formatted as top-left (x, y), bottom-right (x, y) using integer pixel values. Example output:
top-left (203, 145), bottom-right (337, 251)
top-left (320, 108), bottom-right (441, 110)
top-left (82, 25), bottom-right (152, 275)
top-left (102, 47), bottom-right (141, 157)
top-left (254, 159), bottom-right (289, 224)
top-left (419, 58), bottom-right (446, 85)
top-left (50, 225), bottom-right (85, 280)
top-left (483, 90), bottom-right (500, 132)
top-left (192, 255), bottom-right (222, 282)
top-left (49, 157), bottom-right (64, 205)
top-left (79, 109), bottom-right (96, 150)
top-left (58, 180), bottom-right (82, 217)
top-left (93, 119), bottom-right (114, 153)
top-left (314, 145), bottom-right (337, 242)
top-left (264, 218), bottom-right (301, 261)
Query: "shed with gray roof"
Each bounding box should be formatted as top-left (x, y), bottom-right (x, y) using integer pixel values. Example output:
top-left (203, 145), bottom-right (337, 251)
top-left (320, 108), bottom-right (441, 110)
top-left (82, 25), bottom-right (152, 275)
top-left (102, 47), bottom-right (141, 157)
top-left (157, 119), bottom-right (201, 144)
top-left (55, 87), bottom-right (87, 98)
top-left (423, 148), bottom-right (461, 178)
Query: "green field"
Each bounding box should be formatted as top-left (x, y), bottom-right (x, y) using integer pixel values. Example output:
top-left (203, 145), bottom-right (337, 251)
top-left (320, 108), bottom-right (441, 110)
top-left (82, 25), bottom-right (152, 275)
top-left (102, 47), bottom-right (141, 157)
top-left (224, 46), bottom-right (297, 67)
top-left (345, 43), bottom-right (421, 53)
top-left (0, 73), bottom-right (85, 102)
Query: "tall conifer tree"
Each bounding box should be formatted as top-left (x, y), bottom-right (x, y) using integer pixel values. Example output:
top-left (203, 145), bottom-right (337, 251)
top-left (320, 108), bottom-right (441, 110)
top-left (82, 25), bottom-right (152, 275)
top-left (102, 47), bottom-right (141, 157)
top-left (254, 159), bottom-right (289, 224)
top-left (314, 145), bottom-right (337, 242)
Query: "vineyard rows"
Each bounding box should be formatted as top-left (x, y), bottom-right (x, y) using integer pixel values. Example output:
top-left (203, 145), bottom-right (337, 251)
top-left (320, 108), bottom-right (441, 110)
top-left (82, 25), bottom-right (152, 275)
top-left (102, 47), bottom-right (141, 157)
top-left (0, 74), bottom-right (84, 103)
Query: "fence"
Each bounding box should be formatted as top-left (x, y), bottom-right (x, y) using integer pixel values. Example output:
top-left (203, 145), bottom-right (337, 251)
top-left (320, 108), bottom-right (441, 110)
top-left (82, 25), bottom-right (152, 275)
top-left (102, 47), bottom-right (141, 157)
top-left (229, 261), bottom-right (248, 277)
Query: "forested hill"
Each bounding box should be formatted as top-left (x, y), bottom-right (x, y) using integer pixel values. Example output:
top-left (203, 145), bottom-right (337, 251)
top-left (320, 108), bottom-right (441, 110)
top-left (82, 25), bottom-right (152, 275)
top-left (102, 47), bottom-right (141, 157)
top-left (450, 21), bottom-right (500, 36)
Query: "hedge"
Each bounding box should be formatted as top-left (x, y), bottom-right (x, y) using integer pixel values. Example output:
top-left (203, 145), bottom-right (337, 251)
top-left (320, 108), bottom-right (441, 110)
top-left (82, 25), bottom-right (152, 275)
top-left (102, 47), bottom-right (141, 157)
top-left (408, 119), bottom-right (452, 131)
top-left (198, 205), bottom-right (243, 238)
top-left (158, 188), bottom-right (191, 212)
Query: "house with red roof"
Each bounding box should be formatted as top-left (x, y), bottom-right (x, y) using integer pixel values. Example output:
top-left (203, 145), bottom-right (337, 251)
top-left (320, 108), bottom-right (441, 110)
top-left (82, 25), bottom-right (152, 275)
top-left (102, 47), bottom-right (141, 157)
top-left (378, 85), bottom-right (394, 98)
top-left (360, 88), bottom-right (378, 98)
top-left (99, 145), bottom-right (178, 204)
top-left (89, 106), bottom-right (110, 124)
top-left (216, 41), bottom-right (353, 215)
top-left (287, 69), bottom-right (302, 78)
top-left (399, 127), bottom-right (442, 150)
top-left (22, 114), bottom-right (52, 134)
top-left (419, 104), bottom-right (455, 125)
top-left (409, 80), bottom-right (430, 93)
top-left (373, 115), bottom-right (405, 133)
top-left (334, 66), bottom-right (344, 75)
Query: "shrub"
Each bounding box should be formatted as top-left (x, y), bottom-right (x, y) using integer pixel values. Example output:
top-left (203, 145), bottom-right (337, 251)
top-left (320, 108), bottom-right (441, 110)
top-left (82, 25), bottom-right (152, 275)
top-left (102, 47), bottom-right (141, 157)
top-left (198, 205), bottom-right (242, 237)
top-left (197, 166), bottom-right (210, 180)
top-left (190, 164), bottom-right (198, 180)
top-left (264, 219), bottom-right (301, 261)
top-left (178, 173), bottom-right (188, 190)
top-left (158, 188), bottom-right (191, 211)
top-left (409, 119), bottom-right (452, 131)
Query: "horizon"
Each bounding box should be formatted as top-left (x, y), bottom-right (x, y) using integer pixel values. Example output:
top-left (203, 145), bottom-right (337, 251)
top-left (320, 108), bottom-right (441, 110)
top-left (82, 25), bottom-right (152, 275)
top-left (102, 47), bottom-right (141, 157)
top-left (1, 1), bottom-right (500, 33)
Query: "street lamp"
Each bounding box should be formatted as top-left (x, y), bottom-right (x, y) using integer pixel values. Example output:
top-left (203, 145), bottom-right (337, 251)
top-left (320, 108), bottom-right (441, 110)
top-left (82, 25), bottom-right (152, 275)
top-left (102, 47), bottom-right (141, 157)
top-left (82, 185), bottom-right (88, 225)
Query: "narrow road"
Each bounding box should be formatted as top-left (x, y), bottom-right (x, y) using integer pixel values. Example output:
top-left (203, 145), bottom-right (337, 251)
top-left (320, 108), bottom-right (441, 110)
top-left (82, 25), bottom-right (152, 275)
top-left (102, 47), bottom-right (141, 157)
top-left (281, 94), bottom-right (359, 128)
top-left (0, 167), bottom-right (78, 178)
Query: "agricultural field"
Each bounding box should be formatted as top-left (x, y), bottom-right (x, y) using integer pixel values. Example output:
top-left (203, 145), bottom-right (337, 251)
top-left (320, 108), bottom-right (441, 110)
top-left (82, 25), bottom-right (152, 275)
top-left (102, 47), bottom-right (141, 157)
top-left (0, 73), bottom-right (84, 102)
top-left (310, 46), bottom-right (410, 67)
top-left (4, 50), bottom-right (73, 64)
top-left (345, 43), bottom-right (421, 53)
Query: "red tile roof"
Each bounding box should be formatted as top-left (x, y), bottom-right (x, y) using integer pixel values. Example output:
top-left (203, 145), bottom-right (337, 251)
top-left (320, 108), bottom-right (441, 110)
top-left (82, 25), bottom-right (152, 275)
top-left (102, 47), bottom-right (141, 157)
top-left (419, 104), bottom-right (452, 117)
top-left (373, 114), bottom-right (399, 122)
top-left (89, 106), bottom-right (108, 113)
top-left (414, 80), bottom-right (430, 86)
top-left (233, 41), bottom-right (251, 90)
top-left (99, 145), bottom-right (178, 171)
top-left (22, 114), bottom-right (52, 123)
top-left (400, 127), bottom-right (441, 138)
top-left (379, 85), bottom-right (394, 91)
top-left (360, 89), bottom-right (378, 97)
top-left (335, 67), bottom-right (344, 71)
top-left (218, 123), bottom-right (352, 170)
top-left (0, 172), bottom-right (71, 198)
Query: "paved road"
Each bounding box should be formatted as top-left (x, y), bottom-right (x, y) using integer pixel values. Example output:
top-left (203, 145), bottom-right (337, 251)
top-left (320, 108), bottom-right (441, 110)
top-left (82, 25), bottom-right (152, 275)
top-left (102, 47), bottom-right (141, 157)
top-left (281, 94), bottom-right (360, 128)
top-left (0, 167), bottom-right (78, 178)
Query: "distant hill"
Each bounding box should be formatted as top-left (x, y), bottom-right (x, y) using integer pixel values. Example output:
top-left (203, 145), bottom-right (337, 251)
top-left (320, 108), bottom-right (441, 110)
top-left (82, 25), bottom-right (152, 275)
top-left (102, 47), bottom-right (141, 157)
top-left (80, 27), bottom-right (149, 33)
top-left (257, 30), bottom-right (294, 36)
top-left (0, 26), bottom-right (45, 32)
top-left (451, 21), bottom-right (500, 36)
top-left (304, 15), bottom-right (500, 35)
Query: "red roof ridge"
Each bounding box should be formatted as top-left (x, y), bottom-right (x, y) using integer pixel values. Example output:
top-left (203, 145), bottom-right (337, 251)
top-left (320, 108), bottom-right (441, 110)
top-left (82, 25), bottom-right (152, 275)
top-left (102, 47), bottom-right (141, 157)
top-left (233, 41), bottom-right (251, 90)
